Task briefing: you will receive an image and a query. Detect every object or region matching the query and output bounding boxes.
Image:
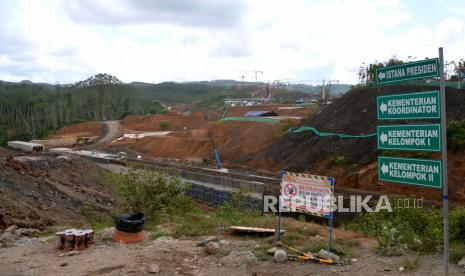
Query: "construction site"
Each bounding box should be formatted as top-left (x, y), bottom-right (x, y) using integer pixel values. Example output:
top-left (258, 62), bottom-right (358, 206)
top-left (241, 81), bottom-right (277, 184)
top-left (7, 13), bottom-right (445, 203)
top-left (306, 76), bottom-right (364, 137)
top-left (3, 1), bottom-right (465, 275)
top-left (1, 79), bottom-right (465, 275)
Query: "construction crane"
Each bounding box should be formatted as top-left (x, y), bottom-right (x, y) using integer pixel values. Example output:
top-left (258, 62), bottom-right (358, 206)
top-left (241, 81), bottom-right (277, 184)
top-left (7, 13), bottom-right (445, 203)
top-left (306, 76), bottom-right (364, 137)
top-left (238, 70), bottom-right (264, 82)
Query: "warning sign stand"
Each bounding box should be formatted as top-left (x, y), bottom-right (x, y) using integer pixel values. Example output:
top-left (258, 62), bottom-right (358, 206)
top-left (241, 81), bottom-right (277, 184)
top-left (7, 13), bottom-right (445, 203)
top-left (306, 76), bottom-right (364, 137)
top-left (275, 171), bottom-right (335, 251)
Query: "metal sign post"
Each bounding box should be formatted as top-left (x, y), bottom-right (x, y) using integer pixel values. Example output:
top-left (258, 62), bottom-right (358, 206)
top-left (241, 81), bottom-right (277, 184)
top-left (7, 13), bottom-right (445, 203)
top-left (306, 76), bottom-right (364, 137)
top-left (375, 48), bottom-right (449, 274)
top-left (439, 47), bottom-right (449, 275)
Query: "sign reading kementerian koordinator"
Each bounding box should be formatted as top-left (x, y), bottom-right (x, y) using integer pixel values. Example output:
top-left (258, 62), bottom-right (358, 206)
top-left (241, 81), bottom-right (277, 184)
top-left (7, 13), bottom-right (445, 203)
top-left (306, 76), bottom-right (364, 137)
top-left (377, 91), bottom-right (440, 120)
top-left (378, 156), bottom-right (442, 189)
top-left (376, 58), bottom-right (439, 84)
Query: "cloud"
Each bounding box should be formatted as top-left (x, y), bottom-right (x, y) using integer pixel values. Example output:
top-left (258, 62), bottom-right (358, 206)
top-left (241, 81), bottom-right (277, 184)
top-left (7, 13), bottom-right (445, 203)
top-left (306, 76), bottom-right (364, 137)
top-left (64, 0), bottom-right (248, 28)
top-left (1, 0), bottom-right (465, 84)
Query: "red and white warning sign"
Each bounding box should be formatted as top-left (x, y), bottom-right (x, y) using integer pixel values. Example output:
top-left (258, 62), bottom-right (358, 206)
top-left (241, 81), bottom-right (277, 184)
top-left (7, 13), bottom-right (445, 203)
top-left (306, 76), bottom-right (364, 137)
top-left (280, 172), bottom-right (334, 217)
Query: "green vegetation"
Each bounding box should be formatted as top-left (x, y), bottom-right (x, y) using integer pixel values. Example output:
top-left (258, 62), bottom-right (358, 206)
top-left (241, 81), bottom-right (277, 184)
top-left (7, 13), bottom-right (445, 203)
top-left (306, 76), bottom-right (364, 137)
top-left (111, 167), bottom-right (188, 219)
top-left (159, 121), bottom-right (169, 131)
top-left (451, 243), bottom-right (465, 263)
top-left (132, 81), bottom-right (252, 105)
top-left (79, 202), bottom-right (113, 232)
top-left (332, 155), bottom-right (351, 166)
top-left (103, 168), bottom-right (274, 238)
top-left (0, 74), bottom-right (165, 145)
top-left (399, 255), bottom-right (420, 271)
top-left (448, 119), bottom-right (465, 152)
top-left (347, 206), bottom-right (465, 256)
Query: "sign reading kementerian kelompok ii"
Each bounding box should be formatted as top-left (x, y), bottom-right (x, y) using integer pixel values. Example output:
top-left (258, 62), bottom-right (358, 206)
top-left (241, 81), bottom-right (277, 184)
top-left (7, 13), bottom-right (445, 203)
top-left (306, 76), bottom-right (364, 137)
top-left (280, 172), bottom-right (334, 217)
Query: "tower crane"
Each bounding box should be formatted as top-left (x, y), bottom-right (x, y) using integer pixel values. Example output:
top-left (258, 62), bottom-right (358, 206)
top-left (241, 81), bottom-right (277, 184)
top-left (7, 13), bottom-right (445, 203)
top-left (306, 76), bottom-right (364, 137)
top-left (238, 70), bottom-right (264, 82)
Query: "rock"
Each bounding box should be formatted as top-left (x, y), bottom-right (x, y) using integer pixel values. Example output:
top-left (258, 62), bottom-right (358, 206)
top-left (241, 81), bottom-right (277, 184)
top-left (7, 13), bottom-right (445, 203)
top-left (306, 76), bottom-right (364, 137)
top-left (67, 250), bottom-right (80, 256)
top-left (267, 247), bottom-right (278, 255)
top-left (149, 264), bottom-right (160, 274)
top-left (219, 240), bottom-right (230, 246)
top-left (399, 266), bottom-right (405, 272)
top-left (156, 236), bottom-right (174, 242)
top-left (15, 228), bottom-right (40, 237)
top-left (317, 249), bottom-right (340, 262)
top-left (205, 241), bottom-right (219, 254)
top-left (458, 257), bottom-right (465, 267)
top-left (59, 262), bottom-right (68, 267)
top-left (100, 227), bottom-right (115, 239)
top-left (273, 250), bottom-right (287, 263)
top-left (351, 258), bottom-right (357, 262)
top-left (5, 225), bottom-right (18, 233)
top-left (221, 250), bottom-right (258, 267)
top-left (197, 236), bottom-right (218, 247)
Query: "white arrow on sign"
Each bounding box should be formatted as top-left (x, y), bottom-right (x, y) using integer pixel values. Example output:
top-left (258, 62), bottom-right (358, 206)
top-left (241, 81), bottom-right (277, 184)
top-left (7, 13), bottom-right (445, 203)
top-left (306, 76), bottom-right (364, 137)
top-left (380, 102), bottom-right (387, 113)
top-left (381, 163), bottom-right (389, 174)
top-left (380, 132), bottom-right (388, 143)
top-left (378, 72), bottom-right (386, 80)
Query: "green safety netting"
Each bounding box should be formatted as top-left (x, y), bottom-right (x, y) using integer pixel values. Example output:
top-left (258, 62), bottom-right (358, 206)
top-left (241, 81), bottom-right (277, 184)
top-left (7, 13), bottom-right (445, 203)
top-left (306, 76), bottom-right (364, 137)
top-left (291, 126), bottom-right (376, 138)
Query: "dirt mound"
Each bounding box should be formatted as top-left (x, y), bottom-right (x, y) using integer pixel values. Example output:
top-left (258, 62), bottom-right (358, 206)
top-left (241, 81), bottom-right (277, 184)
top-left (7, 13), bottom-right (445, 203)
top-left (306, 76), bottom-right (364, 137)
top-left (211, 121), bottom-right (285, 167)
top-left (0, 154), bottom-right (119, 230)
top-left (109, 121), bottom-right (286, 167)
top-left (120, 136), bottom-right (211, 162)
top-left (49, 122), bottom-right (103, 139)
top-left (257, 85), bottom-right (465, 202)
top-left (122, 112), bottom-right (213, 131)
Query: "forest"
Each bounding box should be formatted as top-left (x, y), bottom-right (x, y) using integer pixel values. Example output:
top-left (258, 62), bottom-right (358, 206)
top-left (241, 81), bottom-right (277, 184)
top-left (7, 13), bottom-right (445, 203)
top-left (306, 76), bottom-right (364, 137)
top-left (0, 74), bottom-right (165, 145)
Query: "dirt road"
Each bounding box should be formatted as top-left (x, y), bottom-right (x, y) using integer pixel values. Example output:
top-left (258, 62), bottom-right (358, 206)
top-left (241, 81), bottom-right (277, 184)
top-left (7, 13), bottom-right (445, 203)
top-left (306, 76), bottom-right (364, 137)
top-left (1, 233), bottom-right (464, 276)
top-left (98, 121), bottom-right (123, 145)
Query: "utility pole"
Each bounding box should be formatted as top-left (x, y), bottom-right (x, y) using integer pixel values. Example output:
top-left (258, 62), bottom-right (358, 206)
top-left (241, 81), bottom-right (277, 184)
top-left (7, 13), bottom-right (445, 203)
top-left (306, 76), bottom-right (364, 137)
top-left (322, 79), bottom-right (339, 101)
top-left (322, 79), bottom-right (326, 101)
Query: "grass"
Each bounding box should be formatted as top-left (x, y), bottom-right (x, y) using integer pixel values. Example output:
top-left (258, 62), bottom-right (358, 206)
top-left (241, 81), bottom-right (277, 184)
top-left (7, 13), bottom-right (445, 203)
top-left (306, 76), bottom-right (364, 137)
top-left (399, 255), bottom-right (420, 272)
top-left (450, 243), bottom-right (465, 263)
top-left (347, 206), bottom-right (465, 256)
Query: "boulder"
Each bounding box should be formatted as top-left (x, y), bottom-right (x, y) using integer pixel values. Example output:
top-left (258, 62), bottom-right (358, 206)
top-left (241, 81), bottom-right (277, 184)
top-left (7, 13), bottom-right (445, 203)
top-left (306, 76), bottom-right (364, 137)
top-left (149, 264), bottom-right (160, 274)
top-left (317, 249), bottom-right (340, 262)
top-left (273, 250), bottom-right (287, 263)
top-left (205, 241), bottom-right (219, 254)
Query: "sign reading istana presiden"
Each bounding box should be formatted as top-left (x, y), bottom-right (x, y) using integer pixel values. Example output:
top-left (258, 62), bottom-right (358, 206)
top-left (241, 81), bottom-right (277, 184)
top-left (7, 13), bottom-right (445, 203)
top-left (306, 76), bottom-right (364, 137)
top-left (376, 58), bottom-right (439, 84)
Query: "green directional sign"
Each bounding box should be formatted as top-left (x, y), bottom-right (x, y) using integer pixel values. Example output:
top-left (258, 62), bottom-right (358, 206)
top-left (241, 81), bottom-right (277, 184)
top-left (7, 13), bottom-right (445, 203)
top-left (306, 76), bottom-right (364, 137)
top-left (377, 124), bottom-right (441, 152)
top-left (378, 156), bottom-right (442, 189)
top-left (376, 58), bottom-right (439, 84)
top-left (377, 91), bottom-right (440, 120)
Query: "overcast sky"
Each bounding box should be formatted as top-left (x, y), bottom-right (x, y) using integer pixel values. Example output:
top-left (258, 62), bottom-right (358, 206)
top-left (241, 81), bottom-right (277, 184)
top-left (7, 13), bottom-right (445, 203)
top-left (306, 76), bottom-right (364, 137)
top-left (1, 0), bottom-right (465, 84)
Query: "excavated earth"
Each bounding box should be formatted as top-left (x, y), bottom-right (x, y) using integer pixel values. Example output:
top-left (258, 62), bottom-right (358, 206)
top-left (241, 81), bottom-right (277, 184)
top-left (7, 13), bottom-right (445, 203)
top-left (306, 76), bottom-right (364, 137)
top-left (0, 151), bottom-right (119, 230)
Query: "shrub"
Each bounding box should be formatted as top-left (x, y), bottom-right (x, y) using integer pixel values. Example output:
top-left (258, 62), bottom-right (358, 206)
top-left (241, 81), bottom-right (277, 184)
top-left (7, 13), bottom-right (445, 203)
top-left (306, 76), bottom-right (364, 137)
top-left (376, 222), bottom-right (407, 256)
top-left (159, 121), bottom-right (169, 130)
top-left (112, 167), bottom-right (188, 220)
top-left (448, 120), bottom-right (465, 152)
top-left (450, 208), bottom-right (465, 243)
top-left (347, 206), bottom-right (444, 254)
top-left (451, 243), bottom-right (465, 263)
